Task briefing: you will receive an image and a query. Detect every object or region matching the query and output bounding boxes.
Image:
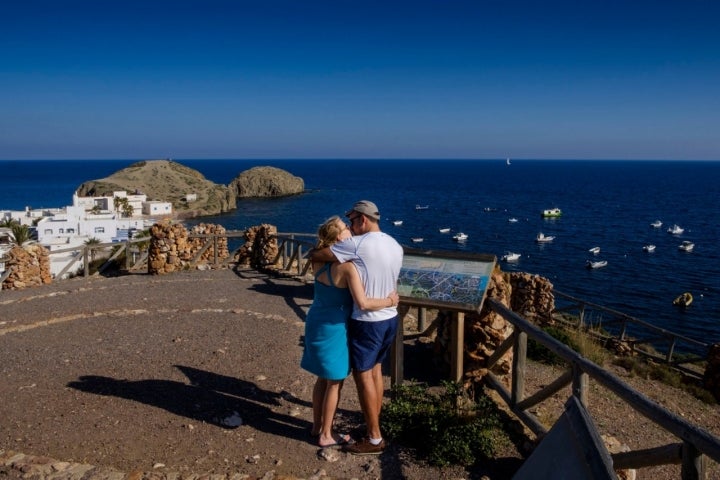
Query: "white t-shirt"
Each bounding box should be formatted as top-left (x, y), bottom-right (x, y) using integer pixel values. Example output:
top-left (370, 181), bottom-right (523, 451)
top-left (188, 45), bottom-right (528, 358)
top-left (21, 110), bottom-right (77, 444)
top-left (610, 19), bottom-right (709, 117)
top-left (330, 231), bottom-right (403, 322)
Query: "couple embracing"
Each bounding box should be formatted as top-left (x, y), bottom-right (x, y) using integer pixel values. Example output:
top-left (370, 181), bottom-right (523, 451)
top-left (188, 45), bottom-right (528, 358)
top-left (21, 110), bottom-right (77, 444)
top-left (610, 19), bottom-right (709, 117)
top-left (301, 200), bottom-right (403, 455)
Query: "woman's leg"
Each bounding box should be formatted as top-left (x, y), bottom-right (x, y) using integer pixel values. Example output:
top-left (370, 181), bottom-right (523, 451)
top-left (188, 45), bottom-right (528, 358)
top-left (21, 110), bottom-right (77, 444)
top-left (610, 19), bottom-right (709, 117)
top-left (318, 379), bottom-right (347, 446)
top-left (310, 377), bottom-right (327, 436)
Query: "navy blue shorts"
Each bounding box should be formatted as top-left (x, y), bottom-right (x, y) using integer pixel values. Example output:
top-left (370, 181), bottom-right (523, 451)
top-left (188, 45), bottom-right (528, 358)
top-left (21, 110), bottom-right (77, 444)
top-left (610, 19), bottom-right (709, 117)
top-left (348, 316), bottom-right (399, 372)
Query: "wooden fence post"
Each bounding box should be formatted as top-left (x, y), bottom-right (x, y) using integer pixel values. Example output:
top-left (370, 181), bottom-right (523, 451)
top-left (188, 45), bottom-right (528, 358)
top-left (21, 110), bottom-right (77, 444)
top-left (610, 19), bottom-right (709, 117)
top-left (512, 331), bottom-right (527, 405)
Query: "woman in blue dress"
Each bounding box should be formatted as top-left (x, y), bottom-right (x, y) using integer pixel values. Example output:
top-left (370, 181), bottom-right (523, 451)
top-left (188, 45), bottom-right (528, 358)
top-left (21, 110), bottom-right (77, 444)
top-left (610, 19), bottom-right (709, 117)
top-left (301, 216), bottom-right (399, 448)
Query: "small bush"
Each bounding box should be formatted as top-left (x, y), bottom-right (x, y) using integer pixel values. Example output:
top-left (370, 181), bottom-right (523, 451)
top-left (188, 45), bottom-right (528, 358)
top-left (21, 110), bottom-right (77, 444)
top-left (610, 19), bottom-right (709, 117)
top-left (381, 381), bottom-right (506, 467)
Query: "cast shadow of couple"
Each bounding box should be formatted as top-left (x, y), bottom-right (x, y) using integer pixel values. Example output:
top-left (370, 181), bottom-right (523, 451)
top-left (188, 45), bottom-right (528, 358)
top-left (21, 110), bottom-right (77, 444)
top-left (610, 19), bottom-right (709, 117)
top-left (67, 365), bottom-right (313, 441)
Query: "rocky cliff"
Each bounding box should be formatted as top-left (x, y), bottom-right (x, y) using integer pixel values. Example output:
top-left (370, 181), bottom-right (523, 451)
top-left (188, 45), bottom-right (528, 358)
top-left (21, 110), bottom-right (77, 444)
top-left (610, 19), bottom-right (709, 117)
top-left (228, 166), bottom-right (305, 198)
top-left (75, 160), bottom-right (304, 218)
top-left (76, 160), bottom-right (235, 218)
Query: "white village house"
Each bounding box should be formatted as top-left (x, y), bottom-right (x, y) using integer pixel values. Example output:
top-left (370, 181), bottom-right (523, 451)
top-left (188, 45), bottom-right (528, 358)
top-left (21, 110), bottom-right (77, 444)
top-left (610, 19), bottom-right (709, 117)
top-left (2, 191), bottom-right (174, 279)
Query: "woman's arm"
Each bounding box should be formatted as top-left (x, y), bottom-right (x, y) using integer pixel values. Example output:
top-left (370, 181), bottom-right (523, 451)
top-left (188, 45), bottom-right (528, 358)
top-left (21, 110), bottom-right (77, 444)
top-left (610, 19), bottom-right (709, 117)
top-left (340, 262), bottom-right (399, 311)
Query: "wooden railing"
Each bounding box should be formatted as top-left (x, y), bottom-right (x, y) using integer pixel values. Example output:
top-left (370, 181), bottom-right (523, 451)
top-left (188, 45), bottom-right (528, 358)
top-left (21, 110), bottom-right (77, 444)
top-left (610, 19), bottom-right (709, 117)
top-left (552, 290), bottom-right (709, 375)
top-left (483, 298), bottom-right (719, 478)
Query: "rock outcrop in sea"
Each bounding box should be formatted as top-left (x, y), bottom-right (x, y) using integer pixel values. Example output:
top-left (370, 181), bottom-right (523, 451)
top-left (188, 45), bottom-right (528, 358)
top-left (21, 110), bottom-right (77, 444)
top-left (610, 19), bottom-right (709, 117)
top-left (228, 166), bottom-right (305, 198)
top-left (75, 160), bottom-right (304, 219)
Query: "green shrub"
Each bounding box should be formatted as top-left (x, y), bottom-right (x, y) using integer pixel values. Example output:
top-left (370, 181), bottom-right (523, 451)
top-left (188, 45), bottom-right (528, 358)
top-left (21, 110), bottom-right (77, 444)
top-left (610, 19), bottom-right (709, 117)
top-left (527, 326), bottom-right (575, 365)
top-left (381, 381), bottom-right (505, 467)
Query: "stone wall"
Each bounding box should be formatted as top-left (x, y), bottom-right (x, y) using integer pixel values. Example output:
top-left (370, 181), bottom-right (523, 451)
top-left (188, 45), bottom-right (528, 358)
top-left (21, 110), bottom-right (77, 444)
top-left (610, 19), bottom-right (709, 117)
top-left (147, 221), bottom-right (229, 274)
top-left (234, 224), bottom-right (279, 270)
top-left (433, 267), bottom-right (556, 384)
top-left (0, 244), bottom-right (52, 290)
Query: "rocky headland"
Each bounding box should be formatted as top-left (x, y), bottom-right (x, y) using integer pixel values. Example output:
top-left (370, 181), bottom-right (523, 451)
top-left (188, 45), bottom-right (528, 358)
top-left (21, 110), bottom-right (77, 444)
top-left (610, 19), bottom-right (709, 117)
top-left (75, 160), bottom-right (304, 219)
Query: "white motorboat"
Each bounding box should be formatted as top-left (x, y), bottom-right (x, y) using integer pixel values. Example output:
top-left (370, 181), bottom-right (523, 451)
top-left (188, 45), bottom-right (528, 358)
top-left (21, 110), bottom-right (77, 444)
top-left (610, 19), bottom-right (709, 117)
top-left (650, 220), bottom-right (662, 228)
top-left (586, 260), bottom-right (608, 269)
top-left (667, 224), bottom-right (684, 235)
top-left (541, 207), bottom-right (562, 218)
top-left (415, 204), bottom-right (429, 210)
top-left (678, 240), bottom-right (694, 252)
top-left (588, 246), bottom-right (600, 255)
top-left (535, 232), bottom-right (555, 243)
top-left (438, 227), bottom-right (451, 233)
top-left (392, 220), bottom-right (403, 226)
top-left (643, 244), bottom-right (656, 253)
top-left (411, 237), bottom-right (424, 243)
top-left (502, 252), bottom-right (521, 262)
top-left (452, 232), bottom-right (468, 242)
top-left (508, 217), bottom-right (519, 223)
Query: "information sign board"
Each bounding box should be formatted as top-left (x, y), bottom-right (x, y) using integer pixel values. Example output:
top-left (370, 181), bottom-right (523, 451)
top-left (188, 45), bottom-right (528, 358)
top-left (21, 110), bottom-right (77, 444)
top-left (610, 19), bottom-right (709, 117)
top-left (397, 247), bottom-right (496, 311)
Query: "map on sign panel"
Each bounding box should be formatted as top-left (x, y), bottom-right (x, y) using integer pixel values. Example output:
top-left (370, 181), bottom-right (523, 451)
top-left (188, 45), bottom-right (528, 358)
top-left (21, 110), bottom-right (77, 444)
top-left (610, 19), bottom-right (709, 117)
top-left (397, 251), bottom-right (495, 311)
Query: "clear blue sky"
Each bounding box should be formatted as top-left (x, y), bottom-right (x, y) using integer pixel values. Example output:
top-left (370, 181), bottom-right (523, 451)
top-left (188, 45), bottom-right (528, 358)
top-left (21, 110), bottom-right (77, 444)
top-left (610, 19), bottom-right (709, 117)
top-left (2, 0), bottom-right (719, 160)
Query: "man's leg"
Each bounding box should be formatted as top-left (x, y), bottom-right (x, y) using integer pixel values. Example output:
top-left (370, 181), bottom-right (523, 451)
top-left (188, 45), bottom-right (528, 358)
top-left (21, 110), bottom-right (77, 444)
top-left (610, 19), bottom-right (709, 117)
top-left (352, 367), bottom-right (382, 440)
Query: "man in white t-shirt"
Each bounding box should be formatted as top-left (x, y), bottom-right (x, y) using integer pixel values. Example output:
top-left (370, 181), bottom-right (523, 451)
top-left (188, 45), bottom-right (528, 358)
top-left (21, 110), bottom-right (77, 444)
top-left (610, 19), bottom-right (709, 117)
top-left (309, 200), bottom-right (403, 455)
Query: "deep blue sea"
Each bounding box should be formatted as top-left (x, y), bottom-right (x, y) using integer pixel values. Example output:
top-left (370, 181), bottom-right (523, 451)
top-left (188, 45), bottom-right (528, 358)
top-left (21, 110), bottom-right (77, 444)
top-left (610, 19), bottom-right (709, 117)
top-left (2, 159), bottom-right (719, 351)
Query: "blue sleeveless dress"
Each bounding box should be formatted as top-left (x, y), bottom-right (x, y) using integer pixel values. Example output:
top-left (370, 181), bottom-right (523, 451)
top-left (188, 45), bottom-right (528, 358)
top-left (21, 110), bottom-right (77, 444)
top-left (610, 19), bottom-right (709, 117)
top-left (300, 263), bottom-right (353, 381)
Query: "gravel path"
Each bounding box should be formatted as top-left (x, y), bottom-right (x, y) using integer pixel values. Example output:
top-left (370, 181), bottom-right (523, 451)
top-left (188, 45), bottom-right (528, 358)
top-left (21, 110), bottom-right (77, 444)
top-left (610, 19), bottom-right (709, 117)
top-left (2, 268), bottom-right (719, 479)
top-left (0, 268), bottom-right (493, 479)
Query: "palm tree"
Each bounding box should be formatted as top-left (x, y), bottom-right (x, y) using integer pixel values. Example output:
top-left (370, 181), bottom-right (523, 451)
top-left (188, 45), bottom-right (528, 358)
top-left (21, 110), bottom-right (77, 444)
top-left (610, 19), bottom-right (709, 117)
top-left (114, 197), bottom-right (134, 218)
top-left (10, 224), bottom-right (32, 246)
top-left (84, 237), bottom-right (102, 262)
top-left (0, 218), bottom-right (18, 228)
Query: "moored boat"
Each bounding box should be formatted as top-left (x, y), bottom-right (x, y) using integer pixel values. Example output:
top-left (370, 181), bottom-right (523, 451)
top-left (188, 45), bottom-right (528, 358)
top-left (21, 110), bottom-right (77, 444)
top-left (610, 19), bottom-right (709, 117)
top-left (392, 220), bottom-right (403, 226)
top-left (651, 220), bottom-right (662, 228)
top-left (588, 246), bottom-right (600, 255)
top-left (502, 252), bottom-right (521, 262)
top-left (667, 224), bottom-right (684, 235)
top-left (411, 237), bottom-right (424, 243)
top-left (508, 217), bottom-right (519, 223)
top-left (541, 207), bottom-right (562, 218)
top-left (643, 244), bottom-right (656, 253)
top-left (452, 232), bottom-right (468, 242)
top-left (438, 227), bottom-right (451, 233)
top-left (678, 240), bottom-right (694, 252)
top-left (535, 232), bottom-right (555, 243)
top-left (586, 260), bottom-right (608, 269)
top-left (673, 292), bottom-right (693, 307)
top-left (415, 204), bottom-right (429, 210)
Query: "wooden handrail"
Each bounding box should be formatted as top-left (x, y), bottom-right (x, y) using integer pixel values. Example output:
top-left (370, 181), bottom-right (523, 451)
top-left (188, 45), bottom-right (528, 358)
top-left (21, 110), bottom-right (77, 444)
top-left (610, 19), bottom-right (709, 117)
top-left (486, 297), bottom-right (720, 476)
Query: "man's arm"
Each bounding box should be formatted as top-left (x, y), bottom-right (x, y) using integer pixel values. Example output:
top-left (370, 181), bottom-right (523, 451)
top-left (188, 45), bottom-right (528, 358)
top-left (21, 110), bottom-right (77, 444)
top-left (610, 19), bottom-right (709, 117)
top-left (308, 246), bottom-right (338, 263)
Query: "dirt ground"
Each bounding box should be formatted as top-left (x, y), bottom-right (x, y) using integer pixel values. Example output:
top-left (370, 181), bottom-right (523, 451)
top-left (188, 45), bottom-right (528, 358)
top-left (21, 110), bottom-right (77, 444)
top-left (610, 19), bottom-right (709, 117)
top-left (1, 268), bottom-right (719, 479)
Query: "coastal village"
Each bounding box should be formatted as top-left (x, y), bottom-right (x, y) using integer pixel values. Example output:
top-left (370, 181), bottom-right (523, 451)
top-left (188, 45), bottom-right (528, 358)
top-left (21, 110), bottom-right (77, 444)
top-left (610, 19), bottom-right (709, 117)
top-left (0, 160), bottom-right (305, 281)
top-left (1, 190), bottom-right (173, 280)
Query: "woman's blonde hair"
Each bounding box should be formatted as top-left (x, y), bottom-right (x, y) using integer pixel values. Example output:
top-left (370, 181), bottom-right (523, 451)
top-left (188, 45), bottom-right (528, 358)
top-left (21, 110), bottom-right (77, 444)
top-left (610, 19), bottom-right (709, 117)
top-left (316, 215), bottom-right (346, 249)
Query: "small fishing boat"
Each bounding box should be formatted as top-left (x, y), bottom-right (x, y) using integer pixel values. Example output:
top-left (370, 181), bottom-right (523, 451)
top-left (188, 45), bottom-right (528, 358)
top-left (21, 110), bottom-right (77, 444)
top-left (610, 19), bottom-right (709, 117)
top-left (643, 244), bottom-right (656, 253)
top-left (586, 260), bottom-right (608, 269)
top-left (673, 292), bottom-right (693, 307)
top-left (541, 207), bottom-right (562, 218)
top-left (535, 232), bottom-right (555, 243)
top-left (438, 227), bottom-right (451, 233)
top-left (502, 252), bottom-right (521, 262)
top-left (650, 220), bottom-right (662, 228)
top-left (392, 220), bottom-right (403, 226)
top-left (415, 204), bottom-right (429, 210)
top-left (678, 240), bottom-right (694, 252)
top-left (588, 246), bottom-right (600, 255)
top-left (411, 237), bottom-right (424, 243)
top-left (508, 217), bottom-right (519, 223)
top-left (667, 224), bottom-right (684, 235)
top-left (452, 232), bottom-right (468, 242)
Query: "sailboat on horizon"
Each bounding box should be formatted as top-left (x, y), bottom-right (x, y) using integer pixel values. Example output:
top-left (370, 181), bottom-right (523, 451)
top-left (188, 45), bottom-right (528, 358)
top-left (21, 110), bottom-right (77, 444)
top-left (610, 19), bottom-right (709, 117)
top-left (506, 157), bottom-right (511, 165)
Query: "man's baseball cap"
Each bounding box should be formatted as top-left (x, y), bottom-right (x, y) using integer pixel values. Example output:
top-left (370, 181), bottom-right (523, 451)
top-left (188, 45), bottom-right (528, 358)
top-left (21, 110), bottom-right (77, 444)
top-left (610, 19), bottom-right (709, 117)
top-left (345, 200), bottom-right (381, 221)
